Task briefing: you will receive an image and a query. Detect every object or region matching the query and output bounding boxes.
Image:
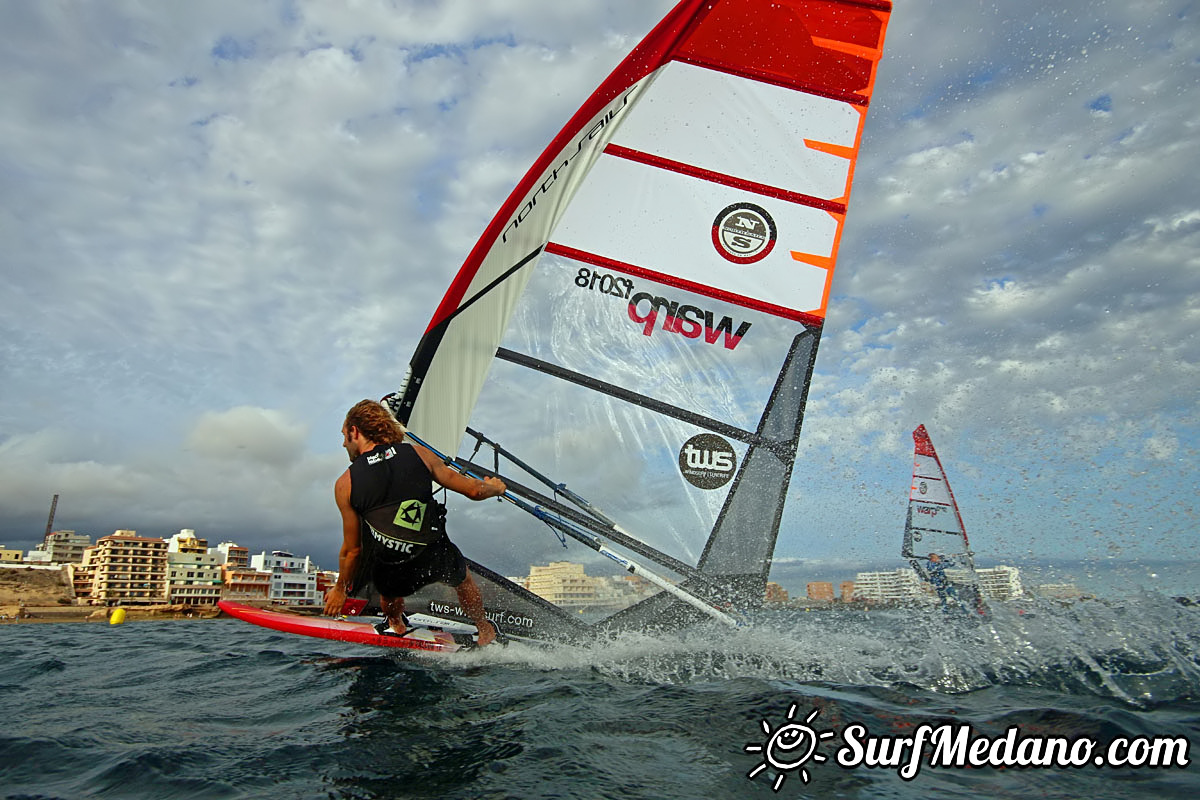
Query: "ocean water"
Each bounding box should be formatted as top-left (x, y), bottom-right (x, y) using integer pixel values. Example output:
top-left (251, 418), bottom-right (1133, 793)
top-left (3, 594), bottom-right (1198, 799)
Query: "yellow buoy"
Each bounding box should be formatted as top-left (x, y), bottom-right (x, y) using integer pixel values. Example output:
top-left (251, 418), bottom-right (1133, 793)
top-left (109, 608), bottom-right (126, 625)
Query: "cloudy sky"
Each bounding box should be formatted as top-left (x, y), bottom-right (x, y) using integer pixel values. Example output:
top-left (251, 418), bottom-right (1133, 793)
top-left (1, 1), bottom-right (1196, 587)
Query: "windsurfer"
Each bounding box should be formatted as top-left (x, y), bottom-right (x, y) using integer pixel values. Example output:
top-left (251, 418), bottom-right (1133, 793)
top-left (913, 553), bottom-right (958, 609)
top-left (324, 400), bottom-right (506, 645)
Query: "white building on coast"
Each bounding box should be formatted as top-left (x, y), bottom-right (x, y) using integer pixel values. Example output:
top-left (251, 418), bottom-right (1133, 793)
top-left (250, 551), bottom-right (321, 606)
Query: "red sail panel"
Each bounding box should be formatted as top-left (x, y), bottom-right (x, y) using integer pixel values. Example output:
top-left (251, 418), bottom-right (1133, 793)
top-left (913, 423), bottom-right (938, 457)
top-left (674, 0), bottom-right (890, 103)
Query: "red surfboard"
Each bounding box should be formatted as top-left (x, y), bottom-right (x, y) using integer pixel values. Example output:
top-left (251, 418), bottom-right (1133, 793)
top-left (218, 600), bottom-right (475, 653)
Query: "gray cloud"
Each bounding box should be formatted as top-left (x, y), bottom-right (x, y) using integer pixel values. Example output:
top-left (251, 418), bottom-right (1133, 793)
top-left (186, 406), bottom-right (307, 468)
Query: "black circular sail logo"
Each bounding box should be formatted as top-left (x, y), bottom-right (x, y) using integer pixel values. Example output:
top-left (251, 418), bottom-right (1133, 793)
top-left (679, 433), bottom-right (737, 490)
top-left (711, 202), bottom-right (777, 264)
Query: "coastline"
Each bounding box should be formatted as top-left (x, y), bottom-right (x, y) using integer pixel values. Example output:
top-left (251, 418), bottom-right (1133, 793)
top-left (0, 604), bottom-right (223, 625)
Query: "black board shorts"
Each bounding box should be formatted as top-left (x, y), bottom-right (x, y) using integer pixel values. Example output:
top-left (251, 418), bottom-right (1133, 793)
top-left (371, 535), bottom-right (467, 598)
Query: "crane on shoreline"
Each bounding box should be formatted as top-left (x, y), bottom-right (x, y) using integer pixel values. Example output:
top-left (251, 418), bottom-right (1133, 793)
top-left (43, 494), bottom-right (59, 547)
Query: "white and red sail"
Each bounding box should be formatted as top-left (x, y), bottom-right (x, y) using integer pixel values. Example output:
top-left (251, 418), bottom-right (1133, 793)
top-left (903, 424), bottom-right (974, 560)
top-left (394, 0), bottom-right (893, 639)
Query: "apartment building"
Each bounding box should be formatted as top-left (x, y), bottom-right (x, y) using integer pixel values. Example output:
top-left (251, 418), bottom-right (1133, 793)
top-left (86, 532), bottom-right (168, 606)
top-left (26, 530), bottom-right (91, 565)
top-left (250, 551), bottom-right (320, 606)
top-left (221, 567), bottom-right (271, 602)
top-left (48, 530), bottom-right (92, 564)
top-left (214, 541), bottom-right (249, 568)
top-left (69, 556), bottom-right (96, 603)
top-left (805, 582), bottom-right (834, 602)
top-left (856, 563), bottom-right (1023, 604)
top-left (975, 565), bottom-right (1023, 600)
top-left (523, 561), bottom-right (656, 611)
top-left (166, 532), bottom-right (223, 605)
top-left (526, 561), bottom-right (599, 608)
top-left (852, 568), bottom-right (927, 602)
top-left (167, 530), bottom-right (209, 554)
top-left (764, 582), bottom-right (789, 604)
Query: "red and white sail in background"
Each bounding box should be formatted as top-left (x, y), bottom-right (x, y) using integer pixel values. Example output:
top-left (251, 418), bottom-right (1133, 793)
top-left (904, 424), bottom-right (973, 560)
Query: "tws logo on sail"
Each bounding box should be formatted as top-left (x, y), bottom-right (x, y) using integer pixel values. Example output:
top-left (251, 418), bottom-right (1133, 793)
top-left (679, 434), bottom-right (737, 490)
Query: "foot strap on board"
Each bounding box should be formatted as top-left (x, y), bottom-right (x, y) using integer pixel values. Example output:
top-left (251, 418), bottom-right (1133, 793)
top-left (373, 614), bottom-right (411, 637)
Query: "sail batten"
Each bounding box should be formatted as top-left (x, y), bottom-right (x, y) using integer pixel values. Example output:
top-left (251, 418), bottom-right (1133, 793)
top-left (603, 145), bottom-right (850, 213)
top-left (542, 242), bottom-right (827, 325)
top-left (495, 347), bottom-right (769, 447)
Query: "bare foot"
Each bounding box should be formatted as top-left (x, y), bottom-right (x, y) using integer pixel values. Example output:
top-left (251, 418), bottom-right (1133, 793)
top-left (475, 619), bottom-right (497, 646)
top-left (374, 620), bottom-right (408, 637)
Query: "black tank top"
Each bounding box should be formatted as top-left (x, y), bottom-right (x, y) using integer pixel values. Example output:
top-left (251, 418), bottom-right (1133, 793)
top-left (349, 442), bottom-right (446, 564)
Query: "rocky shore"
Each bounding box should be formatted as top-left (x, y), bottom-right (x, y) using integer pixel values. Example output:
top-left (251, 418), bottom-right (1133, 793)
top-left (0, 565), bottom-right (220, 624)
top-left (1, 603), bottom-right (222, 624)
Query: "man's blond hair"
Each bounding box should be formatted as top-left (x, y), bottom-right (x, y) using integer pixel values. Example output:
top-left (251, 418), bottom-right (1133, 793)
top-left (344, 400), bottom-right (405, 445)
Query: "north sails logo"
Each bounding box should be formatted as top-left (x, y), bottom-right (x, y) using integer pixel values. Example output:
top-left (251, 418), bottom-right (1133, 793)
top-left (712, 202), bottom-right (777, 264)
top-left (627, 292), bottom-right (751, 350)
